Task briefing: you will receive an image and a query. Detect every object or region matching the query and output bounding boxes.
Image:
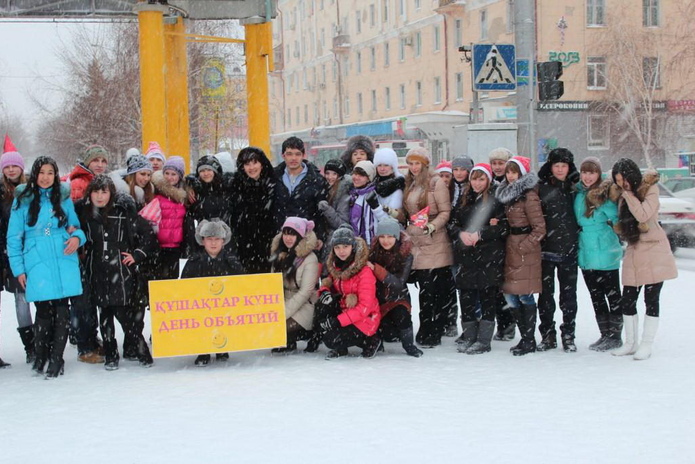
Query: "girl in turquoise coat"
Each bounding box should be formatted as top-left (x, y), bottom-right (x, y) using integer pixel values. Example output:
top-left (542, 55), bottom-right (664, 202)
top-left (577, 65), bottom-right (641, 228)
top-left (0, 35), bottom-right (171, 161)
top-left (7, 156), bottom-right (86, 379)
top-left (573, 157), bottom-right (623, 352)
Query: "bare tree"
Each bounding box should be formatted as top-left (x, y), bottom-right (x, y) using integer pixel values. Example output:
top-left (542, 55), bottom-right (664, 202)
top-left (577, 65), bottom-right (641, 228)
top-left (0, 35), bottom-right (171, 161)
top-left (591, 2), bottom-right (695, 167)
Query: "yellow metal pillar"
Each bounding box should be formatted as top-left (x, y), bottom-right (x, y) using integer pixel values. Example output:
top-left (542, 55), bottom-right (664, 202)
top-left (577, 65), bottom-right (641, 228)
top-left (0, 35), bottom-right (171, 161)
top-left (136, 3), bottom-right (169, 155)
top-left (244, 22), bottom-right (273, 156)
top-left (165, 17), bottom-right (191, 171)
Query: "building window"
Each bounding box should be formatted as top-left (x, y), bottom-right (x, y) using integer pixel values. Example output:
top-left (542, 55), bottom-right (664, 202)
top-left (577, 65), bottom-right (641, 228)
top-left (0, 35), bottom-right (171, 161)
top-left (588, 115), bottom-right (609, 149)
top-left (356, 11), bottom-right (362, 33)
top-left (385, 87), bottom-right (391, 110)
top-left (370, 4), bottom-right (376, 27)
top-left (415, 81), bottom-right (422, 106)
top-left (344, 97), bottom-right (350, 116)
top-left (586, 0), bottom-right (605, 26)
top-left (643, 0), bottom-right (659, 27)
top-left (414, 31), bottom-right (422, 57)
top-left (643, 57), bottom-right (661, 89)
top-left (587, 56), bottom-right (606, 89)
top-left (355, 51), bottom-right (361, 74)
top-left (342, 56), bottom-right (349, 77)
top-left (370, 46), bottom-right (376, 70)
top-left (455, 72), bottom-right (464, 100)
top-left (414, 0), bottom-right (420, 11)
top-left (384, 42), bottom-right (390, 66)
top-left (332, 61), bottom-right (338, 81)
top-left (371, 89), bottom-right (377, 111)
top-left (399, 84), bottom-right (406, 109)
top-left (304, 104), bottom-right (309, 123)
top-left (333, 98), bottom-right (338, 118)
top-left (399, 0), bottom-right (406, 20)
top-left (433, 25), bottom-right (440, 52)
top-left (455, 19), bottom-right (463, 47)
top-left (323, 101), bottom-right (328, 122)
top-left (383, 0), bottom-right (389, 22)
top-left (287, 109), bottom-right (292, 127)
top-left (358, 92), bottom-right (363, 114)
top-left (480, 9), bottom-right (488, 40)
top-left (296, 107), bottom-right (300, 125)
top-left (506, 0), bottom-right (514, 33)
top-left (399, 37), bottom-right (406, 61)
top-left (322, 63), bottom-right (327, 83)
top-left (434, 77), bottom-right (441, 104)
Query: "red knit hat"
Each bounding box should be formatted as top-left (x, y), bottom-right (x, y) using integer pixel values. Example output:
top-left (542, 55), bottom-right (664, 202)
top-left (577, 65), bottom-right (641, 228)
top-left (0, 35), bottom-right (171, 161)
top-left (508, 156), bottom-right (531, 176)
top-left (470, 162), bottom-right (492, 181)
top-left (435, 160), bottom-right (452, 174)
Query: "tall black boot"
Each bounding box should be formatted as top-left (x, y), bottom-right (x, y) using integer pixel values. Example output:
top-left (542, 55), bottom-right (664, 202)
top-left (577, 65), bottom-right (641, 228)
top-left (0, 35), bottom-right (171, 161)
top-left (33, 315), bottom-right (52, 374)
top-left (511, 305), bottom-right (537, 356)
top-left (589, 313), bottom-right (610, 351)
top-left (494, 306), bottom-right (516, 341)
top-left (400, 327), bottom-right (423, 357)
top-left (599, 312), bottom-right (624, 351)
top-left (536, 328), bottom-right (557, 352)
top-left (17, 325), bottom-right (35, 364)
top-left (455, 321), bottom-right (478, 353)
top-left (466, 320), bottom-right (495, 355)
top-left (45, 306), bottom-right (70, 379)
top-left (136, 335), bottom-right (153, 367)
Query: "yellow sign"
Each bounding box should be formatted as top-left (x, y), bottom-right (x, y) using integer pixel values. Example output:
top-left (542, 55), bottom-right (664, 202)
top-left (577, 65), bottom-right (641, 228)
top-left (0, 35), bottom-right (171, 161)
top-left (149, 273), bottom-right (286, 358)
top-left (202, 57), bottom-right (227, 99)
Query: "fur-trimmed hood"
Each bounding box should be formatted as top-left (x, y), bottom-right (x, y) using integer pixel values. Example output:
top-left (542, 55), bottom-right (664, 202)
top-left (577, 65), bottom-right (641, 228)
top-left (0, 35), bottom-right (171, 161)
top-left (495, 172), bottom-right (539, 205)
top-left (580, 179), bottom-right (621, 209)
top-left (152, 170), bottom-right (187, 204)
top-left (270, 230), bottom-right (318, 260)
top-left (14, 181), bottom-right (71, 205)
top-left (326, 236), bottom-right (369, 281)
top-left (636, 169), bottom-right (660, 199)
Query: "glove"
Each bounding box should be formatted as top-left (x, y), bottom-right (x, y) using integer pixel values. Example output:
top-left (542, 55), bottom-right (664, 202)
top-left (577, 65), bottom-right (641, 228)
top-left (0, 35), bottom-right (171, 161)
top-left (365, 192), bottom-right (380, 209)
top-left (318, 200), bottom-right (331, 213)
top-left (317, 291), bottom-right (334, 307)
top-left (320, 317), bottom-right (340, 332)
top-left (424, 223), bottom-right (436, 235)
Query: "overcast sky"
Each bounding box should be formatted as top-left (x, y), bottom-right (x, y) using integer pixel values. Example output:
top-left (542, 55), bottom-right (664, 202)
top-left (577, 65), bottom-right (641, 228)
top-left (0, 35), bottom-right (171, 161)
top-left (0, 20), bottom-right (98, 131)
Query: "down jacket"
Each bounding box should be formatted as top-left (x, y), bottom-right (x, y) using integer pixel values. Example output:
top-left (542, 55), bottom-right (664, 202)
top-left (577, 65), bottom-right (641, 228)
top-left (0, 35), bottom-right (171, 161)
top-left (323, 237), bottom-right (381, 336)
top-left (270, 230), bottom-right (319, 330)
top-left (403, 174), bottom-right (453, 270)
top-left (448, 185), bottom-right (509, 289)
top-left (152, 171), bottom-right (187, 249)
top-left (76, 193), bottom-right (158, 307)
top-left (619, 171), bottom-right (678, 287)
top-left (574, 180), bottom-right (622, 271)
top-left (495, 173), bottom-right (546, 295)
top-left (7, 183), bottom-right (86, 302)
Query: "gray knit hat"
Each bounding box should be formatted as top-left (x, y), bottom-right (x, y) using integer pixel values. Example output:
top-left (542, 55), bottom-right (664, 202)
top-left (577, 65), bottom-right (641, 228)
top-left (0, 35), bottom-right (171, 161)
top-left (126, 154), bottom-right (153, 176)
top-left (580, 156), bottom-right (602, 173)
top-left (195, 219), bottom-right (232, 246)
top-left (330, 225), bottom-right (357, 248)
top-left (376, 216), bottom-right (400, 239)
top-left (452, 156), bottom-right (474, 171)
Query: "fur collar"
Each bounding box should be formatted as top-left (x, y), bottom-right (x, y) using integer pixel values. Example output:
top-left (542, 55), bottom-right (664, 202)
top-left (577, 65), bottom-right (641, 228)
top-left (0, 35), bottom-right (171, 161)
top-left (326, 237), bottom-right (369, 281)
top-left (152, 170), bottom-right (187, 204)
top-left (636, 169), bottom-right (659, 199)
top-left (14, 182), bottom-right (71, 204)
top-left (495, 172), bottom-right (539, 205)
top-left (270, 230), bottom-right (318, 260)
top-left (582, 179), bottom-right (621, 208)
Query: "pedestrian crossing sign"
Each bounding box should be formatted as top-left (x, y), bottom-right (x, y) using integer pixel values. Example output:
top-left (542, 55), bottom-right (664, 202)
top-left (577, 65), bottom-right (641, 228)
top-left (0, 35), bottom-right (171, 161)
top-left (472, 44), bottom-right (516, 91)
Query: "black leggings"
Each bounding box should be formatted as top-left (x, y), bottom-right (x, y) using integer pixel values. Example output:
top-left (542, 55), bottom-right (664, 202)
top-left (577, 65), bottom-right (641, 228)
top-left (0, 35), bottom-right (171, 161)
top-left (380, 306), bottom-right (413, 332)
top-left (582, 270), bottom-right (621, 318)
top-left (621, 283), bottom-right (663, 317)
top-left (410, 267), bottom-right (457, 341)
top-left (458, 287), bottom-right (500, 322)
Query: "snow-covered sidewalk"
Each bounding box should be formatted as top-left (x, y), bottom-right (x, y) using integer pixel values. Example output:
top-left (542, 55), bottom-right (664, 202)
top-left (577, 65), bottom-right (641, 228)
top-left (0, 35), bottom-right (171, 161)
top-left (1, 261), bottom-right (693, 463)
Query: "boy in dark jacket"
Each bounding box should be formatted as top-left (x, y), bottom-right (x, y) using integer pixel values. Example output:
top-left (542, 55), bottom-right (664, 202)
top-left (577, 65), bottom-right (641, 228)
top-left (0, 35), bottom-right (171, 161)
top-left (181, 219), bottom-right (245, 366)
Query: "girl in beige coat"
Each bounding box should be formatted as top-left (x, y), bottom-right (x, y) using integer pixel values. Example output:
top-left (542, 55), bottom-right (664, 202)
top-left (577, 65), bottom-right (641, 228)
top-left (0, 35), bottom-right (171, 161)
top-left (270, 217), bottom-right (320, 354)
top-left (402, 148), bottom-right (457, 348)
top-left (611, 159), bottom-right (677, 360)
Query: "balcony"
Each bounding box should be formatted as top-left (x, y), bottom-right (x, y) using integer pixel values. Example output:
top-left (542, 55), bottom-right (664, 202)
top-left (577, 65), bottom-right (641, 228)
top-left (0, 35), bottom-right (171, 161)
top-left (437, 0), bottom-right (465, 9)
top-left (332, 34), bottom-right (351, 52)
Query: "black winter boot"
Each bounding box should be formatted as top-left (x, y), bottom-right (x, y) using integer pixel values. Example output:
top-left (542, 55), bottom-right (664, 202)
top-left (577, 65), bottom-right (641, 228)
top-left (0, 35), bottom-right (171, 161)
top-left (46, 308), bottom-right (70, 379)
top-left (33, 316), bottom-right (52, 375)
top-left (562, 334), bottom-right (577, 353)
top-left (304, 331), bottom-right (322, 353)
top-left (361, 335), bottom-right (383, 359)
top-left (536, 329), bottom-right (557, 352)
top-left (17, 325), bottom-right (35, 363)
top-left (0, 357), bottom-right (10, 368)
top-left (599, 313), bottom-right (624, 351)
top-left (400, 327), bottom-right (423, 357)
top-left (511, 305), bottom-right (537, 356)
top-left (466, 320), bottom-right (495, 355)
top-left (137, 336), bottom-right (154, 367)
top-left (494, 308), bottom-right (516, 341)
top-left (271, 342), bottom-right (297, 355)
top-left (325, 348), bottom-right (348, 360)
top-left (455, 321), bottom-right (478, 353)
top-left (589, 314), bottom-right (610, 351)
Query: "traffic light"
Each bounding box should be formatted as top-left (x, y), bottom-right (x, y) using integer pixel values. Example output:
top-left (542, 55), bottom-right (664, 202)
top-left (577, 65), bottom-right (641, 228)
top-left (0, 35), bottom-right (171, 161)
top-left (537, 61), bottom-right (564, 101)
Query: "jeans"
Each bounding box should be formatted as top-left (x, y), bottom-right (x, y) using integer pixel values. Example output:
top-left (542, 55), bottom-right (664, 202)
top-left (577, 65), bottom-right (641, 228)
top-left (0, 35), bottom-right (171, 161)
top-left (14, 292), bottom-right (33, 328)
top-left (504, 293), bottom-right (536, 308)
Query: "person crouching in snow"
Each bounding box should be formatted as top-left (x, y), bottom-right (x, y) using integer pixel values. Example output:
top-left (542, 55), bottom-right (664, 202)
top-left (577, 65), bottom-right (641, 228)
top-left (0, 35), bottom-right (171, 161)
top-left (349, 160), bottom-right (389, 246)
top-left (269, 217), bottom-right (320, 354)
top-left (448, 163), bottom-right (509, 354)
top-left (494, 156), bottom-right (546, 356)
top-left (367, 216), bottom-right (423, 357)
top-left (76, 175), bottom-right (158, 370)
top-left (181, 219), bottom-right (244, 366)
top-left (315, 225), bottom-right (382, 359)
top-left (610, 159), bottom-right (677, 360)
top-left (7, 156), bottom-right (86, 379)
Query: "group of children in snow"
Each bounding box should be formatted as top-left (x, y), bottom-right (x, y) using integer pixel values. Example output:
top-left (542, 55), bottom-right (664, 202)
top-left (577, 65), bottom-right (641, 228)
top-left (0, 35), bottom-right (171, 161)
top-left (0, 134), bottom-right (677, 379)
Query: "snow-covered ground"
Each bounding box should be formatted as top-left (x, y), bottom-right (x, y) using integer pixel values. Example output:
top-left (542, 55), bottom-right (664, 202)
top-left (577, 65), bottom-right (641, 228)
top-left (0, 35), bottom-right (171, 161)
top-left (1, 252), bottom-right (694, 463)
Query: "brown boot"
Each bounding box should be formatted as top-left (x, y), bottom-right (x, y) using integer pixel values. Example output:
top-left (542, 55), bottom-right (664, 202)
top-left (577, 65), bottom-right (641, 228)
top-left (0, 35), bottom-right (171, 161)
top-left (78, 351), bottom-right (105, 364)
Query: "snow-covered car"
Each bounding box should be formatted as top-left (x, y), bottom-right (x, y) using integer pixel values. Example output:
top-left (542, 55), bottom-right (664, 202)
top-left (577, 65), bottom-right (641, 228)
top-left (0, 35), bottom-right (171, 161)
top-left (673, 187), bottom-right (695, 202)
top-left (658, 183), bottom-right (695, 250)
top-left (663, 176), bottom-right (695, 193)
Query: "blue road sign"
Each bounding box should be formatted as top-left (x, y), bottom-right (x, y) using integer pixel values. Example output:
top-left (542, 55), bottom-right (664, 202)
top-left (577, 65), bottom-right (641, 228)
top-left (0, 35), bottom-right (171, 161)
top-left (472, 44), bottom-right (516, 91)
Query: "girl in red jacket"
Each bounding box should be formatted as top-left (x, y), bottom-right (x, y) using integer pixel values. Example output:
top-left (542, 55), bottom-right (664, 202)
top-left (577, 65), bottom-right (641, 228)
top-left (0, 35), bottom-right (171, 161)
top-left (316, 225), bottom-right (382, 359)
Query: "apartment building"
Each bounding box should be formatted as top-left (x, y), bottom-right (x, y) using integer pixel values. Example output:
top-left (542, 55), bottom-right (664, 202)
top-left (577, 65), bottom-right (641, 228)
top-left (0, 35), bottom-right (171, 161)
top-left (270, 0), bottom-right (695, 167)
